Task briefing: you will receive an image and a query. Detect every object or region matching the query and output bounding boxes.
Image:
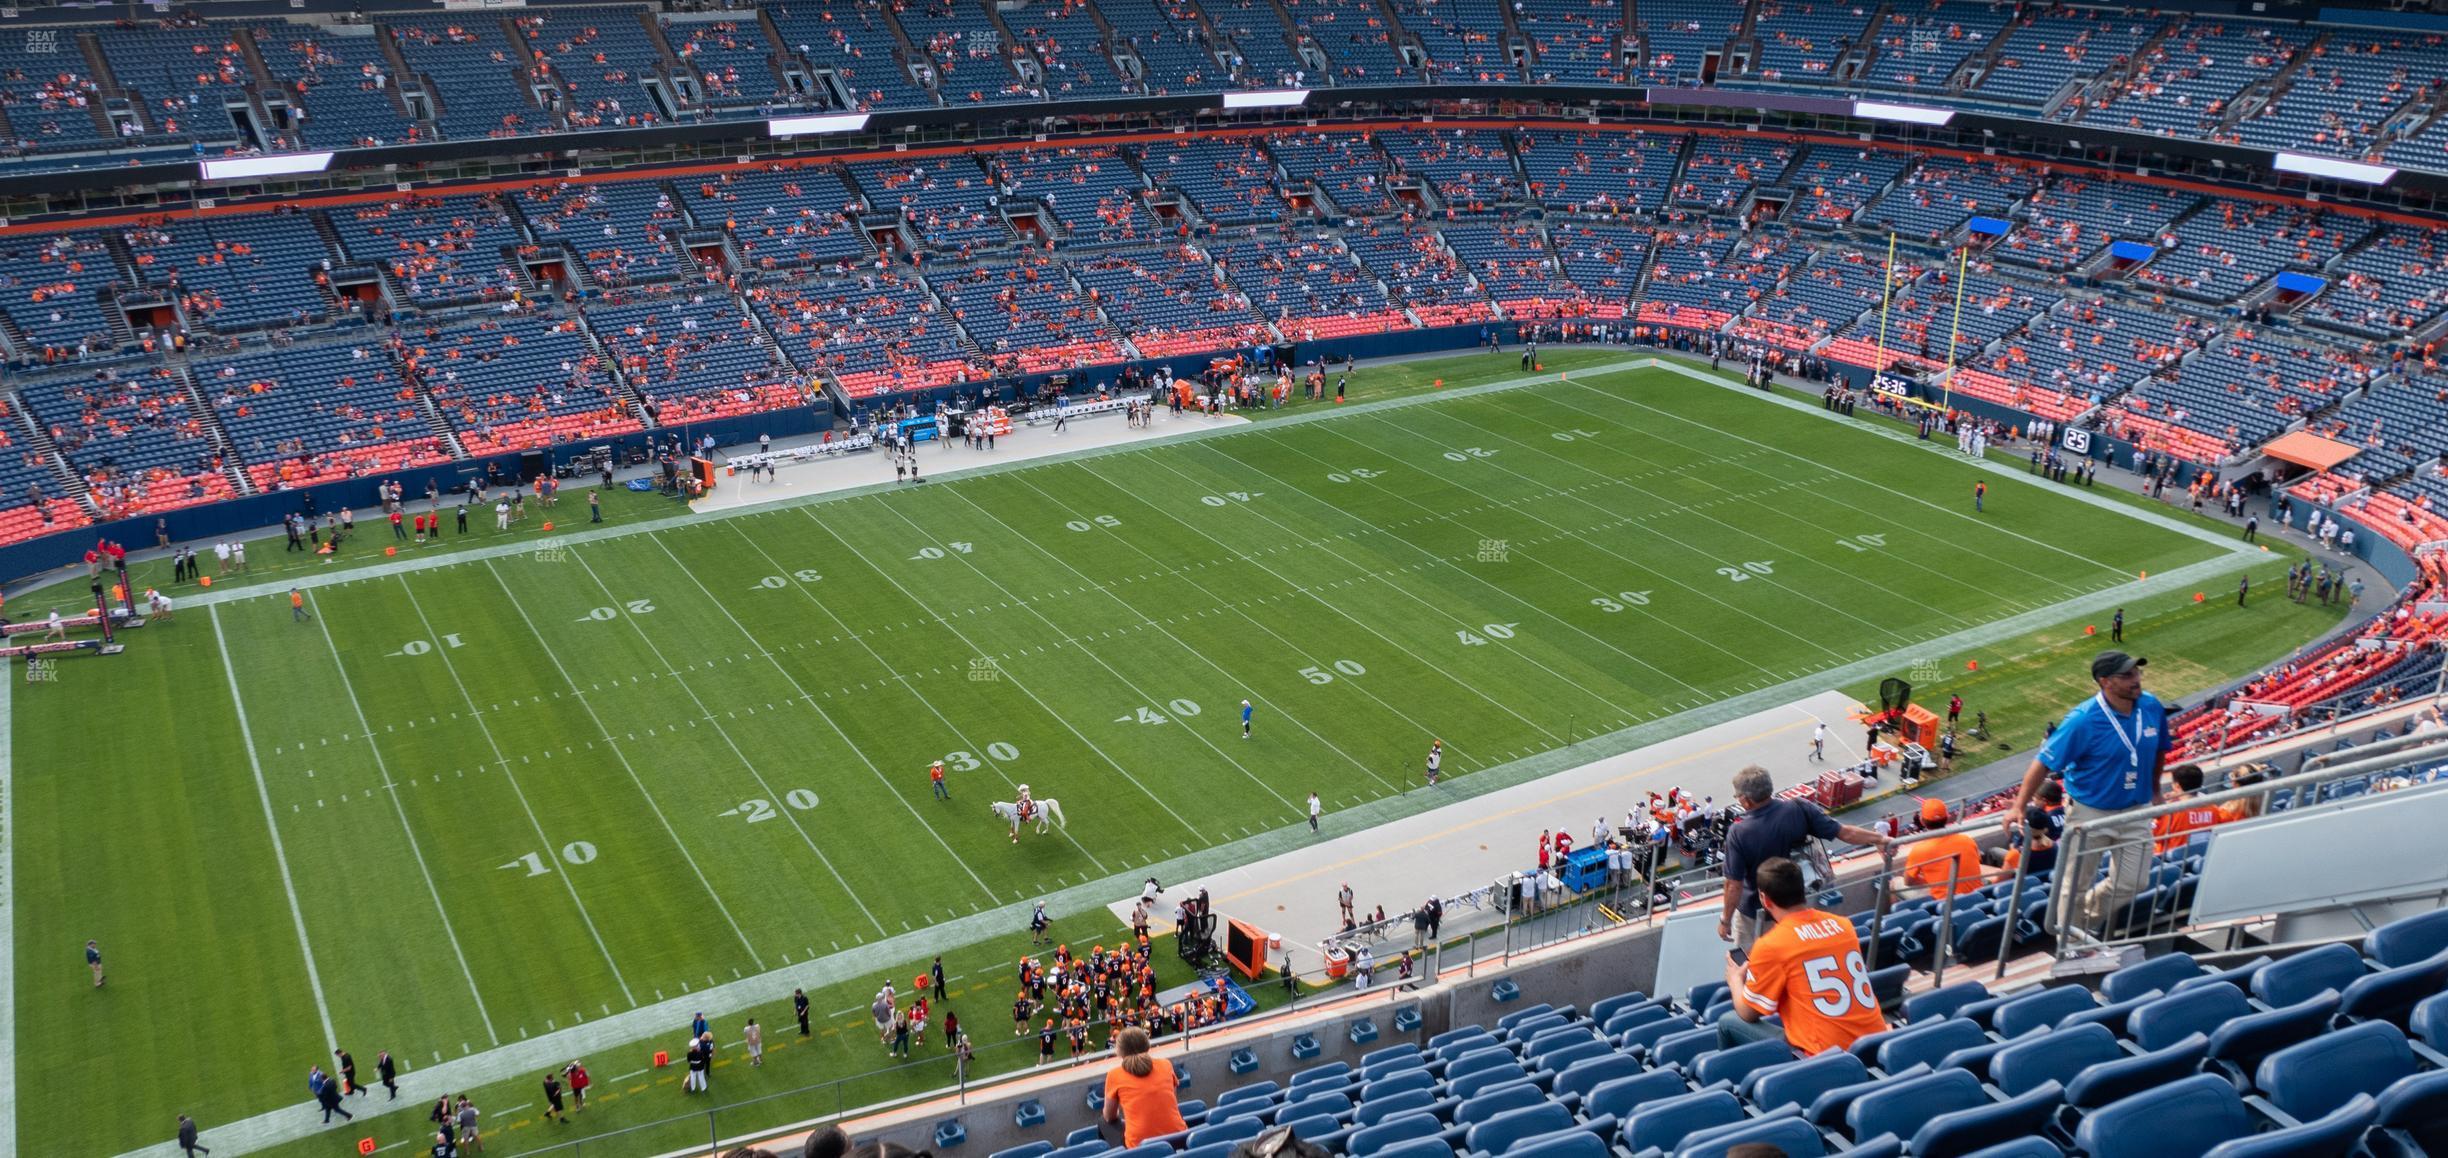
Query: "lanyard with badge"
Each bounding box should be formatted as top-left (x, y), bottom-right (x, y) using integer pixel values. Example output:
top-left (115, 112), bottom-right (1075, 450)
top-left (2096, 692), bottom-right (2144, 791)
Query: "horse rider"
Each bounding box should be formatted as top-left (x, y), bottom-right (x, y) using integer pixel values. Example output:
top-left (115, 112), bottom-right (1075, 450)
top-left (1016, 783), bottom-right (1035, 824)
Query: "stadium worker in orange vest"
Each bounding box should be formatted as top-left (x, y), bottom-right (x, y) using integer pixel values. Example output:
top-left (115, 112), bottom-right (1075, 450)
top-left (1100, 1026), bottom-right (1186, 1147)
top-left (1718, 857), bottom-right (1888, 1055)
top-left (1903, 798), bottom-right (1987, 901)
top-left (2152, 763), bottom-right (2225, 852)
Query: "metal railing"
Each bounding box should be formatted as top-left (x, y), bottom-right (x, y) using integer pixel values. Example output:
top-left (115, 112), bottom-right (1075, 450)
top-left (2022, 731), bottom-right (2448, 964)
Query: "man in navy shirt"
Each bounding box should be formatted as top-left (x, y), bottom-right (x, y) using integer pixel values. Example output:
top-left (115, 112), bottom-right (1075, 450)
top-left (2007, 651), bottom-right (2165, 960)
top-left (1718, 765), bottom-right (1892, 951)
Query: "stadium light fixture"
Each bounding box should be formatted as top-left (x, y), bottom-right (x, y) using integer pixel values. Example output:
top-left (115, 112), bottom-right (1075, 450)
top-left (766, 113), bottom-right (872, 137)
top-left (199, 152), bottom-right (335, 181)
top-left (1222, 89), bottom-right (1310, 110)
top-left (1851, 100), bottom-right (1954, 126)
top-left (2272, 151), bottom-right (2396, 186)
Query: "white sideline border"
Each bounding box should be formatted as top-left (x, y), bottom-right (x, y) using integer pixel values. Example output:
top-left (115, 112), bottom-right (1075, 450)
top-left (108, 355), bottom-right (2287, 1157)
top-left (0, 665), bottom-right (14, 1156)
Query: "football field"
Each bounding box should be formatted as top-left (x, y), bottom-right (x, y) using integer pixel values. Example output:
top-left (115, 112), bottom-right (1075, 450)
top-left (14, 356), bottom-right (2249, 1154)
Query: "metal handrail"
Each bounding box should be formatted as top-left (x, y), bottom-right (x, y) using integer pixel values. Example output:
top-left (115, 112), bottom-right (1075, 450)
top-left (2025, 732), bottom-right (2448, 962)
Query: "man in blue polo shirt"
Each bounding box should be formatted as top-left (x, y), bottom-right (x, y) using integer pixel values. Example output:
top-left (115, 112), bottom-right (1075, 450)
top-left (2007, 651), bottom-right (2164, 963)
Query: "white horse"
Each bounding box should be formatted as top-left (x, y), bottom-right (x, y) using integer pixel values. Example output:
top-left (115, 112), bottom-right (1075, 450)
top-left (990, 798), bottom-right (1067, 840)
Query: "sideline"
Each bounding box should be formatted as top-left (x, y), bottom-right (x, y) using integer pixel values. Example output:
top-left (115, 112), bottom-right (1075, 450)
top-left (0, 664), bottom-right (13, 1156)
top-left (155, 359), bottom-right (1659, 614)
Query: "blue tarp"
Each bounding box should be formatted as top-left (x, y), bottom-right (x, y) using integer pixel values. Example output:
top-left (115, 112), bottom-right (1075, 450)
top-left (2109, 241), bottom-right (2157, 263)
top-left (1967, 216), bottom-right (2012, 236)
top-left (2275, 271), bottom-right (2328, 296)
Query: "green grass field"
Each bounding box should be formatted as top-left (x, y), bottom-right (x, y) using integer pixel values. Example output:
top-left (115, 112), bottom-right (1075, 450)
top-left (13, 351), bottom-right (2318, 1156)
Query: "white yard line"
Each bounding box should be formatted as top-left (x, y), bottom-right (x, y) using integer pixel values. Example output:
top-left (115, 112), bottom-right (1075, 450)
top-left (391, 579), bottom-right (638, 1007)
top-left (1511, 387), bottom-right (2069, 600)
top-left (1580, 366), bottom-right (2217, 571)
top-left (623, 533), bottom-right (1005, 905)
top-left (309, 601), bottom-right (500, 1045)
top-left (1112, 449), bottom-right (1628, 729)
top-left (1183, 434), bottom-right (1782, 690)
top-left (988, 471), bottom-right (1400, 794)
top-left (795, 506), bottom-right (1210, 835)
top-left (1366, 407), bottom-right (1910, 640)
top-left (915, 477), bottom-right (1312, 803)
top-left (210, 605), bottom-right (338, 1051)
top-left (478, 556), bottom-right (772, 967)
top-left (716, 523), bottom-right (1115, 873)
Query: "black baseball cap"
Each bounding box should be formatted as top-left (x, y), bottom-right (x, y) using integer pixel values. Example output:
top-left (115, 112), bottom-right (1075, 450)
top-left (2091, 651), bottom-right (2147, 681)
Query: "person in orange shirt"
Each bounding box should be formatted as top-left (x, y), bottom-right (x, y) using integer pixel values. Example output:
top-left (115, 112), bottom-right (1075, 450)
top-left (290, 587), bottom-right (310, 623)
top-left (2152, 764), bottom-right (2225, 852)
top-left (1100, 1026), bottom-right (1187, 1147)
top-left (2214, 765), bottom-right (2267, 824)
top-left (1720, 857), bottom-right (1889, 1056)
top-left (1902, 798), bottom-right (1988, 901)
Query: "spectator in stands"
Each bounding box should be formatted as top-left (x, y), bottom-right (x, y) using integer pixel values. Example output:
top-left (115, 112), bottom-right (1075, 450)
top-left (1099, 1026), bottom-right (1186, 1147)
top-left (2006, 651), bottom-right (2166, 966)
top-left (2151, 763), bottom-right (2223, 852)
top-left (1717, 856), bottom-right (1889, 1055)
top-left (1902, 799), bottom-right (1986, 901)
top-left (1718, 765), bottom-right (1894, 952)
top-left (2012, 780), bottom-right (2066, 876)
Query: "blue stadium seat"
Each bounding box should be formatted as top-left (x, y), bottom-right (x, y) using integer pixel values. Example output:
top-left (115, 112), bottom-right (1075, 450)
top-left (1448, 1048), bottom-right (1518, 1084)
top-left (1605, 1004), bottom-right (1675, 1039)
top-left (1993, 986), bottom-right (2098, 1038)
top-left (1649, 1026), bottom-right (1718, 1073)
top-left (1186, 1112), bottom-right (1265, 1150)
top-left (1506, 1014), bottom-right (1569, 1044)
top-left (1454, 1081), bottom-right (1544, 1126)
top-left (1807, 1063), bottom-right (1927, 1129)
top-left (1622, 1088), bottom-right (1744, 1154)
top-left (1279, 1113), bottom-right (1341, 1142)
top-left (1045, 1139), bottom-right (1104, 1158)
top-left (1958, 1141), bottom-right (2065, 1158)
top-left (2365, 909), bottom-right (2448, 969)
top-left (2366, 1070), bottom-right (2448, 1158)
top-left (2064, 1033), bottom-right (2211, 1115)
top-left (1431, 1028), bottom-right (1497, 1059)
top-left (2414, 992), bottom-right (2448, 1051)
top-left (1533, 1039), bottom-right (1612, 1077)
top-left (1464, 1104), bottom-right (1574, 1154)
top-left (2208, 992), bottom-right (2340, 1079)
top-left (1876, 1017), bottom-right (1988, 1073)
top-left (2176, 957), bottom-right (2274, 995)
top-left (2250, 943), bottom-right (2365, 1009)
top-left (2054, 988), bottom-right (2161, 1039)
top-left (1991, 1023), bottom-right (2121, 1098)
top-left (1450, 1064), bottom-right (1539, 1101)
top-left (1355, 1089), bottom-right (1439, 1128)
top-left (991, 1140), bottom-right (1050, 1158)
top-left (1368, 1140), bottom-right (1455, 1158)
top-left (2103, 952), bottom-right (2204, 1002)
top-left (1686, 981), bottom-right (1728, 1014)
top-left (1349, 1113), bottom-right (1444, 1158)
top-left (1063, 1125), bottom-right (1102, 1147)
top-left (1904, 981), bottom-right (1992, 1024)
top-left (1552, 1053), bottom-right (1642, 1103)
top-left (2074, 1074), bottom-right (2253, 1158)
top-left (1743, 1050), bottom-right (1868, 1115)
top-left (1524, 1025), bottom-right (1600, 1060)
top-left (1589, 991), bottom-right (1653, 1025)
top-left (2130, 983), bottom-right (2252, 1051)
top-left (1282, 1092), bottom-right (1354, 1125)
top-left (1495, 1004), bottom-right (1554, 1033)
top-left (1503, 1128), bottom-right (1609, 1158)
top-left (2337, 953), bottom-right (2448, 1028)
top-left (1846, 1067), bottom-right (1987, 1144)
top-left (1665, 1109), bottom-right (1828, 1158)
top-left (1691, 1038), bottom-right (1791, 1089)
top-left (1911, 1080), bottom-right (2064, 1158)
top-left (1291, 1062), bottom-right (1352, 1094)
top-left (1583, 1070), bottom-right (1691, 1123)
top-left (2254, 1020), bottom-right (2418, 1122)
top-left (1617, 1017), bottom-right (1691, 1056)
top-left (1365, 1044), bottom-right (1426, 1074)
top-left (1363, 1069), bottom-right (1436, 1103)
top-left (1178, 1141), bottom-right (1241, 1158)
top-left (2201, 1094), bottom-right (2376, 1158)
